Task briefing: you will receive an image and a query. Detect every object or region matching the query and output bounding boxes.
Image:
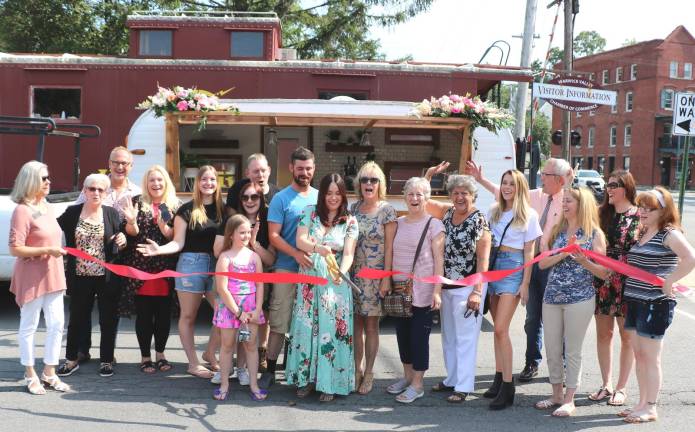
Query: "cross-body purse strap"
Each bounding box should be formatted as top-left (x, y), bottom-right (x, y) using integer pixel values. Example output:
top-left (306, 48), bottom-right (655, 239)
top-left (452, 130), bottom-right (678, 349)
top-left (490, 216), bottom-right (513, 269)
top-left (410, 217), bottom-right (433, 274)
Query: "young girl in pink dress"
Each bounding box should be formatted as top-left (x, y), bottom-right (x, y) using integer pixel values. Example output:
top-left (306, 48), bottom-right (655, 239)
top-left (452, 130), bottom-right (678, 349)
top-left (213, 214), bottom-right (267, 401)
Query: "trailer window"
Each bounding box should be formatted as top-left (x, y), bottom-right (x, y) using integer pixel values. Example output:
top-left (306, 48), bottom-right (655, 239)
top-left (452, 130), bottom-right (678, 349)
top-left (31, 88), bottom-right (81, 120)
top-left (139, 30), bottom-right (172, 56)
top-left (386, 129), bottom-right (439, 146)
top-left (230, 31), bottom-right (264, 58)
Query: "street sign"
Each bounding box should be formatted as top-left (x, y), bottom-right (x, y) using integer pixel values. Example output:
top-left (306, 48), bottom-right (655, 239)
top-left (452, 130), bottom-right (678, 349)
top-left (673, 92), bottom-right (695, 136)
top-left (533, 76), bottom-right (617, 112)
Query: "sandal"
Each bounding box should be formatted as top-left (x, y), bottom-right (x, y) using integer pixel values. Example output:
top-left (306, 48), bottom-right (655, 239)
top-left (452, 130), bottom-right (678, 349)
top-left (588, 386), bottom-right (612, 402)
top-left (188, 365), bottom-right (214, 379)
top-left (140, 360), bottom-right (156, 374)
top-left (25, 375), bottom-right (46, 395)
top-left (213, 387), bottom-right (229, 401)
top-left (319, 393), bottom-right (335, 403)
top-left (250, 388), bottom-right (269, 401)
top-left (355, 370), bottom-right (363, 392)
top-left (446, 391), bottom-right (468, 403)
top-left (396, 386), bottom-right (424, 404)
top-left (201, 352), bottom-right (220, 372)
top-left (386, 378), bottom-right (409, 395)
top-left (624, 413), bottom-right (657, 423)
top-left (358, 372), bottom-right (374, 395)
top-left (156, 359), bottom-right (173, 372)
top-left (552, 403), bottom-right (576, 417)
top-left (40, 373), bottom-right (70, 392)
top-left (617, 408), bottom-right (633, 418)
top-left (296, 384), bottom-right (314, 399)
top-left (608, 389), bottom-right (626, 406)
top-left (431, 381), bottom-right (455, 392)
top-left (535, 399), bottom-right (562, 410)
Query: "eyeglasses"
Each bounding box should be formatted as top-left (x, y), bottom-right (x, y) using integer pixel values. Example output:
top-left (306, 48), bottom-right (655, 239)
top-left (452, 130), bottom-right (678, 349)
top-left (241, 194), bottom-right (260, 202)
top-left (638, 206), bottom-right (658, 213)
top-left (41, 175), bottom-right (51, 182)
top-left (110, 160), bottom-right (131, 167)
top-left (360, 177), bottom-right (380, 185)
top-left (464, 307), bottom-right (479, 320)
top-left (87, 186), bottom-right (105, 193)
top-left (540, 172), bottom-right (560, 177)
top-left (606, 182), bottom-right (624, 190)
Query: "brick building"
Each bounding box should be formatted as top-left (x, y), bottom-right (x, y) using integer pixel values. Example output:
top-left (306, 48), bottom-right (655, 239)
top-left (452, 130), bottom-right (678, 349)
top-left (551, 26), bottom-right (695, 187)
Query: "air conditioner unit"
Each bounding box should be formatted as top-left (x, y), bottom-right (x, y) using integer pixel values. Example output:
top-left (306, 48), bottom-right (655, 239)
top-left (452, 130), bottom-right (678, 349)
top-left (278, 48), bottom-right (297, 61)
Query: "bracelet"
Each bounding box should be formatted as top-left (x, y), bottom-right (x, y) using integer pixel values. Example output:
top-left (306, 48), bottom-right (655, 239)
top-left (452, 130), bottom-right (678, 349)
top-left (236, 309), bottom-right (243, 319)
top-left (472, 291), bottom-right (482, 296)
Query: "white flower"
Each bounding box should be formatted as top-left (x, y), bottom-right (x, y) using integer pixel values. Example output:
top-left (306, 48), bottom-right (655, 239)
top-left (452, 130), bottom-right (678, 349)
top-left (320, 333), bottom-right (331, 344)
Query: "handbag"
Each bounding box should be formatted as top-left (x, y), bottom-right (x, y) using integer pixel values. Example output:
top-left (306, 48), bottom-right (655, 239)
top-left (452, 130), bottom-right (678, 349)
top-left (483, 218), bottom-right (513, 315)
top-left (383, 217), bottom-right (433, 318)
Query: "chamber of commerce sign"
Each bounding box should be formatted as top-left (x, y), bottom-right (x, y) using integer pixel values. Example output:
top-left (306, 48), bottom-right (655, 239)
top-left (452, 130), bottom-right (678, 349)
top-left (533, 76), bottom-right (617, 112)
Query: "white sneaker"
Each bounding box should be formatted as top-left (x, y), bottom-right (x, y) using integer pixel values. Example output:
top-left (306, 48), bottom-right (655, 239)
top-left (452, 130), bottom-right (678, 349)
top-left (210, 368), bottom-right (236, 385)
top-left (237, 368), bottom-right (250, 386)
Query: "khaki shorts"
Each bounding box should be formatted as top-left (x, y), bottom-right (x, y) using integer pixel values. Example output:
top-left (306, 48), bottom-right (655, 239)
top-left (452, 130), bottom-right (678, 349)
top-left (268, 269), bottom-right (297, 335)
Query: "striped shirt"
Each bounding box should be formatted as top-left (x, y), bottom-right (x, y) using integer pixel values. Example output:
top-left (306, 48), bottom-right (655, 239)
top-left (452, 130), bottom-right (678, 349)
top-left (624, 229), bottom-right (678, 302)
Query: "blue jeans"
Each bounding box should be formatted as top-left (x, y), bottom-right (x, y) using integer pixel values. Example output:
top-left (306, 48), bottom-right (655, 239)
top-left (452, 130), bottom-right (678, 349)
top-left (524, 264), bottom-right (549, 367)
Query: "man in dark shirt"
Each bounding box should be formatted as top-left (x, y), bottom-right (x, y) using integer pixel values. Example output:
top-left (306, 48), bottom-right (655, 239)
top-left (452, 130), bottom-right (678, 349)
top-left (225, 153), bottom-right (279, 214)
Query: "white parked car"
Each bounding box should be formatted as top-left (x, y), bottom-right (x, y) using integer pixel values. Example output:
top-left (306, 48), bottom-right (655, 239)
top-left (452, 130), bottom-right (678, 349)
top-left (573, 169), bottom-right (605, 190)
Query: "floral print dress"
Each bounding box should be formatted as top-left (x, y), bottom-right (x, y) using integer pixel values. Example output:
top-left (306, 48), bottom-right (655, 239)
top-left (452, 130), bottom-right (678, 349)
top-left (286, 205), bottom-right (359, 395)
top-left (349, 201), bottom-right (397, 316)
top-left (594, 207), bottom-right (639, 316)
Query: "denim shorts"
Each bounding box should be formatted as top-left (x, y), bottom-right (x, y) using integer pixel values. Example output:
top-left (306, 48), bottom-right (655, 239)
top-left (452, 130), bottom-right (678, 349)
top-left (174, 252), bottom-right (215, 293)
top-left (624, 298), bottom-right (676, 340)
top-left (487, 250), bottom-right (524, 296)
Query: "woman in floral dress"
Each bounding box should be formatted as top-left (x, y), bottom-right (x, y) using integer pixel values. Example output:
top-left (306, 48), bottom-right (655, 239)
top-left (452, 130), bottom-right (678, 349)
top-left (349, 162), bottom-right (397, 395)
top-left (286, 173), bottom-right (358, 402)
top-left (589, 170), bottom-right (640, 406)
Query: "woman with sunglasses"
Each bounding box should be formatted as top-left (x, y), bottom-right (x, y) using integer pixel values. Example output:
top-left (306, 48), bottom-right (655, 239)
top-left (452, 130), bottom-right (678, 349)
top-left (349, 162), bottom-right (397, 395)
top-left (535, 187), bottom-right (609, 417)
top-left (588, 170), bottom-right (639, 406)
top-left (213, 179), bottom-right (276, 385)
top-left (9, 162), bottom-right (70, 394)
top-left (57, 173), bottom-right (127, 378)
top-left (620, 187), bottom-right (695, 424)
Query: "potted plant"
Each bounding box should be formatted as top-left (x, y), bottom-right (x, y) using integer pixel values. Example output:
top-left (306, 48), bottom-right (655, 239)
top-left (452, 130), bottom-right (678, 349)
top-left (326, 129), bottom-right (341, 144)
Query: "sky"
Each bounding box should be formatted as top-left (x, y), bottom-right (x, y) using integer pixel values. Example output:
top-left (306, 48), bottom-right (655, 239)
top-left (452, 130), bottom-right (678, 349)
top-left (369, 0), bottom-right (692, 67)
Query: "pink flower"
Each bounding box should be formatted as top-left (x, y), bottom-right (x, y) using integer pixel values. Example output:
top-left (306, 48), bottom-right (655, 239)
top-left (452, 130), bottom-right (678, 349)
top-left (176, 100), bottom-right (189, 111)
top-left (336, 319), bottom-right (347, 337)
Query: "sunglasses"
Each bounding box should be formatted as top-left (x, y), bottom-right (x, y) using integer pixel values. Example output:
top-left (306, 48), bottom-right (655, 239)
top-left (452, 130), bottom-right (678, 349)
top-left (606, 182), bottom-right (624, 190)
top-left (464, 307), bottom-right (479, 320)
top-left (87, 186), bottom-right (105, 193)
top-left (360, 177), bottom-right (380, 184)
top-left (41, 175), bottom-right (51, 182)
top-left (241, 194), bottom-right (260, 202)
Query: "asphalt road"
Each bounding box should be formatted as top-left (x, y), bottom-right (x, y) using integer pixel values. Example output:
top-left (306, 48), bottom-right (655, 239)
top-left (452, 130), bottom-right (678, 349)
top-left (0, 284), bottom-right (693, 432)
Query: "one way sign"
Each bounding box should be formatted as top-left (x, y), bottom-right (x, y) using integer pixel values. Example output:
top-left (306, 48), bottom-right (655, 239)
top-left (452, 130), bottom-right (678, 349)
top-left (673, 92), bottom-right (695, 136)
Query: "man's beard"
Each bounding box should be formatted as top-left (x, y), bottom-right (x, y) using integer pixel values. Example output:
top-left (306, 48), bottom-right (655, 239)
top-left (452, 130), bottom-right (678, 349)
top-left (293, 175), bottom-right (311, 186)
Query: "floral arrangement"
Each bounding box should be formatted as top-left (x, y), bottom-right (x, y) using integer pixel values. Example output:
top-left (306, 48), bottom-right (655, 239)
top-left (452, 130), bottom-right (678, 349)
top-left (413, 93), bottom-right (514, 134)
top-left (137, 85), bottom-right (239, 129)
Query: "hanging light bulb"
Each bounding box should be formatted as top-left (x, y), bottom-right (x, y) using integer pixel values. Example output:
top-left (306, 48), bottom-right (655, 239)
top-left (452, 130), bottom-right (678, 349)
top-left (360, 130), bottom-right (371, 147)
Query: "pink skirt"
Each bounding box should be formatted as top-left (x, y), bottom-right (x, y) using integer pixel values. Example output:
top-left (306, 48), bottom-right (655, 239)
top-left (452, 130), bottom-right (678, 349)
top-left (213, 293), bottom-right (265, 329)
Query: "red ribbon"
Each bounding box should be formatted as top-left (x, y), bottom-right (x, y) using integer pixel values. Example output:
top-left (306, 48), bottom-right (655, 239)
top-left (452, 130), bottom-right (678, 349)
top-left (64, 247), bottom-right (328, 286)
top-left (357, 244), bottom-right (691, 295)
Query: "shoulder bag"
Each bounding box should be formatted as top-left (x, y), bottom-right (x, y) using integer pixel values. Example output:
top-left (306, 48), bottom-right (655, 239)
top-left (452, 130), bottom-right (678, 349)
top-left (383, 217), bottom-right (433, 318)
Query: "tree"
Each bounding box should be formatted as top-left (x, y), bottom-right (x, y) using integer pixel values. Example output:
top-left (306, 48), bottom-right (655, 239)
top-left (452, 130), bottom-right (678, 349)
top-left (573, 30), bottom-right (606, 57)
top-left (526, 111), bottom-right (551, 157)
top-left (622, 37), bottom-right (638, 47)
top-left (0, 0), bottom-right (433, 60)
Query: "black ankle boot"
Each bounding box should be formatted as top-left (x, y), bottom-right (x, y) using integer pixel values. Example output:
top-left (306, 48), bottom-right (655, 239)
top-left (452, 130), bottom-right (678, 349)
top-left (483, 372), bottom-right (503, 398)
top-left (489, 381), bottom-right (515, 410)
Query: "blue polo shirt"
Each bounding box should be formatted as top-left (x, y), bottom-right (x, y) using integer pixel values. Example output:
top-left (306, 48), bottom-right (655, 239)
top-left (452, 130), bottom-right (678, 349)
top-left (267, 185), bottom-right (318, 271)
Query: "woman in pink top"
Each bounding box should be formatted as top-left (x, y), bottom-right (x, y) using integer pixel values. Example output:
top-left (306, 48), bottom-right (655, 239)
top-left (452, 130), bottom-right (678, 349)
top-left (385, 177), bottom-right (444, 404)
top-left (8, 161), bottom-right (70, 395)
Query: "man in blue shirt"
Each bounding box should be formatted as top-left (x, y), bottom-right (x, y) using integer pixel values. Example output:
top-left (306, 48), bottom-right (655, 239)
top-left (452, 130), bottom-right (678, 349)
top-left (260, 146), bottom-right (318, 388)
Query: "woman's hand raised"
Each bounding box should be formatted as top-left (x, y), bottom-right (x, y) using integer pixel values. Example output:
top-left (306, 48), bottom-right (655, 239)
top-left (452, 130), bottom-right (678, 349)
top-left (136, 239), bottom-right (160, 257)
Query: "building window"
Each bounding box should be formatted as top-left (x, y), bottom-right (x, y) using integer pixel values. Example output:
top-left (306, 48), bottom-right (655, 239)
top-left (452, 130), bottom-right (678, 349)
top-left (576, 111), bottom-right (582, 118)
top-left (623, 156), bottom-right (631, 171)
top-left (589, 72), bottom-right (596, 82)
top-left (385, 129), bottom-right (439, 146)
top-left (602, 69), bottom-right (609, 84)
top-left (572, 157), bottom-right (583, 169)
top-left (138, 30), bottom-right (172, 56)
top-left (589, 110), bottom-right (595, 116)
top-left (630, 64), bottom-right (638, 80)
top-left (664, 122), bottom-right (673, 135)
top-left (624, 124), bottom-right (632, 147)
top-left (598, 156), bottom-right (606, 174)
top-left (608, 156), bottom-right (616, 173)
top-left (685, 63), bottom-right (693, 79)
top-left (616, 67), bottom-right (623, 82)
top-left (588, 126), bottom-right (595, 148)
top-left (609, 126), bottom-right (617, 147)
top-left (661, 88), bottom-right (674, 110)
top-left (31, 87), bottom-right (81, 120)
top-left (318, 90), bottom-right (369, 100)
top-left (587, 156), bottom-right (593, 169)
top-left (670, 61), bottom-right (678, 78)
top-left (626, 92), bottom-right (633, 112)
top-left (230, 31), bottom-right (265, 58)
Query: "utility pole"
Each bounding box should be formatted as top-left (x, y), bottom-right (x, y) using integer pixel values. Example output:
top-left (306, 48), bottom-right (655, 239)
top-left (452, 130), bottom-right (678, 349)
top-left (561, 0), bottom-right (574, 160)
top-left (514, 0), bottom-right (538, 143)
